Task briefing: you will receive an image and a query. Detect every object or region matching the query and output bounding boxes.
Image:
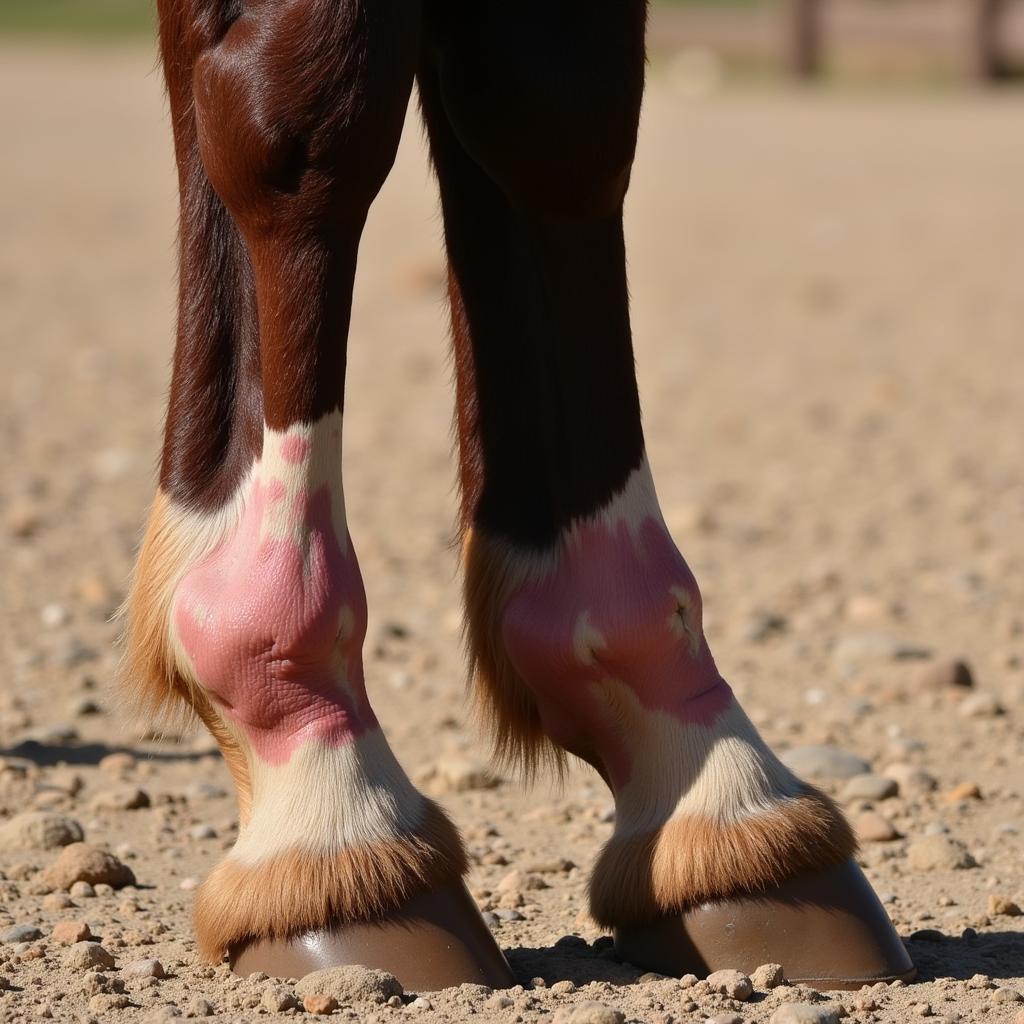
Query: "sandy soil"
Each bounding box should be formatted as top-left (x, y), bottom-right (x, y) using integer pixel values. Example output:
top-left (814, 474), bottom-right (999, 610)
top-left (1, 41), bottom-right (1023, 1024)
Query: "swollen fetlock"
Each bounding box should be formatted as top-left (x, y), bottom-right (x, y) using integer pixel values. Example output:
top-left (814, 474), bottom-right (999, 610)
top-left (590, 786), bottom-right (856, 928)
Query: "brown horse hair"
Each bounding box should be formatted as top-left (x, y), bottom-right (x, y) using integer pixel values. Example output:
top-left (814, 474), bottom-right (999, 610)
top-left (461, 527), bottom-right (566, 781)
top-left (193, 800), bottom-right (466, 962)
top-left (118, 488), bottom-right (253, 819)
top-left (589, 788), bottom-right (857, 926)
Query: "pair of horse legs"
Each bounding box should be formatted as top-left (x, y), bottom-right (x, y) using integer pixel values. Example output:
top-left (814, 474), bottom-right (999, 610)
top-left (124, 0), bottom-right (912, 991)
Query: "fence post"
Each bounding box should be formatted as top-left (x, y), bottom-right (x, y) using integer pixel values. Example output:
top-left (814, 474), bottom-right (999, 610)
top-left (785, 0), bottom-right (824, 78)
top-left (971, 0), bottom-right (1007, 80)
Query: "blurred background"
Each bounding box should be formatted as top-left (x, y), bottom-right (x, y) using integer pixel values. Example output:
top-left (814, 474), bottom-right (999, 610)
top-left (0, 3), bottom-right (1022, 1017)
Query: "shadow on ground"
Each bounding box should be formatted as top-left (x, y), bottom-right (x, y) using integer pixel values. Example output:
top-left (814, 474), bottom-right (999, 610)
top-left (506, 930), bottom-right (1024, 988)
top-left (2, 739), bottom-right (216, 767)
top-left (907, 930), bottom-right (1024, 983)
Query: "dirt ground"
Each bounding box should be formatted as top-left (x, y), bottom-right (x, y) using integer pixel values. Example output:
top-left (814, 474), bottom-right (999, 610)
top-left (1, 41), bottom-right (1023, 1024)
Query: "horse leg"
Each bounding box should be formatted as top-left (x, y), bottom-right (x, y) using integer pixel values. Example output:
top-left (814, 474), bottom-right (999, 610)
top-left (122, 0), bottom-right (510, 988)
top-left (418, 0), bottom-right (912, 988)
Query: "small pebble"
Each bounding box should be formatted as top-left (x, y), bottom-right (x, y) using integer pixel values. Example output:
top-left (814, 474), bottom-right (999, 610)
top-left (958, 692), bottom-right (1004, 718)
top-left (183, 997), bottom-right (215, 1018)
top-left (705, 969), bottom-right (753, 1001)
top-left (302, 994), bottom-right (338, 1015)
top-left (2, 924), bottom-right (44, 943)
top-left (916, 658), bottom-right (974, 690)
top-left (124, 958), bottom-right (166, 979)
top-left (780, 745), bottom-right (870, 781)
top-left (944, 782), bottom-right (982, 803)
top-left (841, 774), bottom-right (898, 802)
top-left (65, 942), bottom-right (115, 970)
top-left (260, 985), bottom-right (297, 1012)
top-left (51, 921), bottom-right (92, 944)
top-left (855, 810), bottom-right (901, 842)
top-left (751, 963), bottom-right (786, 990)
top-left (987, 895), bottom-right (1022, 916)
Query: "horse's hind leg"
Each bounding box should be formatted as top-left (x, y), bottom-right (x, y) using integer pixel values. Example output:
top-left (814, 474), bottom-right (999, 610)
top-left (419, 0), bottom-right (912, 989)
top-left (122, 0), bottom-right (510, 988)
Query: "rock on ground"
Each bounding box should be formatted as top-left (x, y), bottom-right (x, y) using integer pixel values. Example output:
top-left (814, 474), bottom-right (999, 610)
top-left (907, 835), bottom-right (978, 871)
top-left (705, 969), bottom-right (753, 1000)
top-left (40, 842), bottom-right (136, 890)
top-left (779, 745), bottom-right (870, 780)
top-left (0, 812), bottom-right (83, 851)
top-left (65, 942), bottom-right (115, 969)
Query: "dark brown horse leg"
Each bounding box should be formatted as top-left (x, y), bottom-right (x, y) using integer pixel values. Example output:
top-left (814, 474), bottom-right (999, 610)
top-left (418, 1), bottom-right (912, 989)
top-left (122, 0), bottom-right (510, 988)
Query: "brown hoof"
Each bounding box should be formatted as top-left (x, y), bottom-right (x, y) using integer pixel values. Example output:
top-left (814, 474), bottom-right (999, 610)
top-left (230, 882), bottom-right (514, 991)
top-left (613, 858), bottom-right (915, 991)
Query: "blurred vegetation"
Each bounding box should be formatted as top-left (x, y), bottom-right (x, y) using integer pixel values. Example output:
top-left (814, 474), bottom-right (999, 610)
top-left (0, 0), bottom-right (764, 37)
top-left (0, 0), bottom-right (153, 35)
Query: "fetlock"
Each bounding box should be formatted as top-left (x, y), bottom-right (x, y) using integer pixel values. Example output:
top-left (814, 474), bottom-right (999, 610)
top-left (123, 415), bottom-right (466, 961)
top-left (464, 458), bottom-right (854, 926)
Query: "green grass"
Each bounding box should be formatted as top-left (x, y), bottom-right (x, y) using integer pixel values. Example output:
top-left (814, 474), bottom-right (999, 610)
top-left (0, 0), bottom-right (154, 36)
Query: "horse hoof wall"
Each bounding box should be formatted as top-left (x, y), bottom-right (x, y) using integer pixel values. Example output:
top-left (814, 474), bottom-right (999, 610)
top-left (229, 882), bottom-right (514, 991)
top-left (613, 858), bottom-right (915, 991)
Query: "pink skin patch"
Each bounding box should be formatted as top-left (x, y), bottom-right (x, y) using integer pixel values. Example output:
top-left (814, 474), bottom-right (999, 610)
top-left (280, 434), bottom-right (310, 464)
top-left (503, 516), bottom-right (732, 790)
top-left (175, 477), bottom-right (375, 765)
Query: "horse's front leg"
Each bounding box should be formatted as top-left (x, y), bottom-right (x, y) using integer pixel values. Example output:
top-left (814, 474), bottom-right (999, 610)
top-left (123, 0), bottom-right (510, 989)
top-left (419, 0), bottom-right (913, 989)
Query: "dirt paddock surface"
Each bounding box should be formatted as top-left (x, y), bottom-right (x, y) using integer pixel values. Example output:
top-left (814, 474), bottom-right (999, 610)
top-left (1, 42), bottom-right (1023, 1024)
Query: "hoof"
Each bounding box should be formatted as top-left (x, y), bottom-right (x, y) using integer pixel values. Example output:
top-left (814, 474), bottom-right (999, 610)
top-left (229, 882), bottom-right (514, 991)
top-left (613, 858), bottom-right (915, 991)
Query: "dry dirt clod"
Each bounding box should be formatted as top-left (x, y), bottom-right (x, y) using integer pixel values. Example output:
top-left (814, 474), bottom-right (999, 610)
top-left (553, 1003), bottom-right (625, 1024)
top-left (769, 1005), bottom-right (840, 1024)
top-left (294, 965), bottom-right (402, 1005)
top-left (41, 843), bottom-right (136, 890)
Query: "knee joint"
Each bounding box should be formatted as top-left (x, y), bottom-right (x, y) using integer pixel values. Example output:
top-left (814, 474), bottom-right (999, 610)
top-left (193, 1), bottom-right (416, 233)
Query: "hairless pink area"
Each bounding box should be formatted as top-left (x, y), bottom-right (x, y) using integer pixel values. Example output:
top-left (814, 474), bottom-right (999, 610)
top-left (280, 434), bottom-right (311, 464)
top-left (503, 515), bottom-right (731, 789)
top-left (175, 477), bottom-right (374, 765)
